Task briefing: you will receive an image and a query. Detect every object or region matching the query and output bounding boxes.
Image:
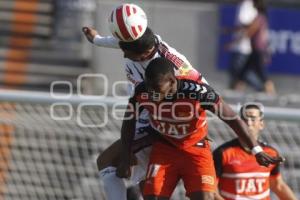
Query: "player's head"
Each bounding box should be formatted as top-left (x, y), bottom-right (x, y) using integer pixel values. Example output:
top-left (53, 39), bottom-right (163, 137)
top-left (253, 0), bottom-right (267, 14)
top-left (145, 57), bottom-right (177, 101)
top-left (119, 27), bottom-right (156, 62)
top-left (240, 103), bottom-right (264, 138)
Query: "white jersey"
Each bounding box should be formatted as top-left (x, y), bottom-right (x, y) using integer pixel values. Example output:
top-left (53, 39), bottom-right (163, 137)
top-left (93, 35), bottom-right (119, 48)
top-left (124, 35), bottom-right (204, 93)
top-left (93, 34), bottom-right (207, 96)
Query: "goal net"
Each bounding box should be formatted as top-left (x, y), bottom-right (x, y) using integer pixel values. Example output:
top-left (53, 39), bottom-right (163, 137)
top-left (0, 90), bottom-right (299, 200)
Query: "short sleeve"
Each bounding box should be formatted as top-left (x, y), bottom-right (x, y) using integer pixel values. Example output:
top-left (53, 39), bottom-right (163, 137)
top-left (197, 83), bottom-right (220, 111)
top-left (180, 80), bottom-right (220, 111)
top-left (93, 35), bottom-right (119, 48)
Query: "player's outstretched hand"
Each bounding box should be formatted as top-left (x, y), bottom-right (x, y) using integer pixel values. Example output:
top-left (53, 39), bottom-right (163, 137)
top-left (116, 159), bottom-right (131, 179)
top-left (255, 151), bottom-right (285, 167)
top-left (82, 27), bottom-right (99, 43)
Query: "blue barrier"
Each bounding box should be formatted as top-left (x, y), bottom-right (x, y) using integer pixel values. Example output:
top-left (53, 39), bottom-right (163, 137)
top-left (218, 5), bottom-right (300, 75)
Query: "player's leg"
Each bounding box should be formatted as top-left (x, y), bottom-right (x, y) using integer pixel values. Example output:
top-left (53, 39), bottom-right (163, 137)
top-left (97, 140), bottom-right (121, 171)
top-left (97, 138), bottom-right (154, 200)
top-left (127, 185), bottom-right (143, 200)
top-left (182, 139), bottom-right (217, 200)
top-left (98, 109), bottom-right (153, 200)
top-left (144, 195), bottom-right (169, 200)
top-left (97, 140), bottom-right (144, 199)
top-left (241, 51), bottom-right (264, 91)
top-left (97, 139), bottom-right (146, 199)
top-left (97, 140), bottom-right (128, 200)
top-left (189, 191), bottom-right (214, 200)
top-left (143, 141), bottom-right (180, 199)
top-left (252, 50), bottom-right (276, 94)
top-left (229, 52), bottom-right (249, 90)
top-left (97, 137), bottom-right (153, 199)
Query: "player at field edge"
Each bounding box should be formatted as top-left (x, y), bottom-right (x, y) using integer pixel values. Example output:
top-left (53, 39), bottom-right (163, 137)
top-left (213, 103), bottom-right (297, 200)
top-left (117, 57), bottom-right (284, 200)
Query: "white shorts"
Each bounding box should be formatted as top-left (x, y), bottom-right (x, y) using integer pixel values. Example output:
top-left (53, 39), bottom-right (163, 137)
top-left (130, 146), bottom-right (152, 184)
top-left (130, 109), bottom-right (152, 184)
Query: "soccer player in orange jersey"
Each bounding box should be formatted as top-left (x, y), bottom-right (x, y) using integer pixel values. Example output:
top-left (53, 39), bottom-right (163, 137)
top-left (117, 57), bottom-right (283, 200)
top-left (83, 26), bottom-right (204, 199)
top-left (213, 103), bottom-right (297, 200)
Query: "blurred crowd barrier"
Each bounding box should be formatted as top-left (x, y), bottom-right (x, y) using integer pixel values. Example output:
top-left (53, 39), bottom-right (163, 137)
top-left (0, 0), bottom-right (96, 91)
top-left (1, 0), bottom-right (299, 96)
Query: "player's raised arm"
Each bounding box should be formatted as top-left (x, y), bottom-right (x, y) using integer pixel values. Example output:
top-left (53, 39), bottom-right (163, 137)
top-left (82, 26), bottom-right (119, 48)
top-left (82, 27), bottom-right (98, 43)
top-left (212, 99), bottom-right (284, 167)
top-left (189, 81), bottom-right (284, 167)
top-left (192, 83), bottom-right (256, 150)
top-left (270, 175), bottom-right (298, 200)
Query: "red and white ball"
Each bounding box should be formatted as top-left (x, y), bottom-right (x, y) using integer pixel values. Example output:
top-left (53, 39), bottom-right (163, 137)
top-left (108, 4), bottom-right (148, 42)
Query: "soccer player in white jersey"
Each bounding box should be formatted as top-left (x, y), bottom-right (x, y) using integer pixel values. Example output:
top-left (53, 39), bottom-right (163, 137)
top-left (82, 26), bottom-right (205, 200)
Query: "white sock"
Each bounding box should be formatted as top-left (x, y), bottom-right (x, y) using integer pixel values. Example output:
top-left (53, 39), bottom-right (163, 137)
top-left (98, 167), bottom-right (127, 200)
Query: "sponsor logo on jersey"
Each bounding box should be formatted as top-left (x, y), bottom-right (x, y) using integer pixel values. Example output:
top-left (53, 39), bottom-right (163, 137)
top-left (179, 64), bottom-right (194, 76)
top-left (201, 175), bottom-right (215, 185)
top-left (155, 121), bottom-right (190, 138)
top-left (236, 178), bottom-right (267, 193)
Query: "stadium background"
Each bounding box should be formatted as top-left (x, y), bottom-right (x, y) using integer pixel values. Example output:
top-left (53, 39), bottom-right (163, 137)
top-left (0, 0), bottom-right (299, 199)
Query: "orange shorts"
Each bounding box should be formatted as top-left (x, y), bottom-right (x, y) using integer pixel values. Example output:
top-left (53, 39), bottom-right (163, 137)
top-left (143, 140), bottom-right (217, 198)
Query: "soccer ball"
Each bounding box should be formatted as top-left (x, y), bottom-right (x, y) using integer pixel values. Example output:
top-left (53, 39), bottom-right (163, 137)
top-left (108, 3), bottom-right (148, 42)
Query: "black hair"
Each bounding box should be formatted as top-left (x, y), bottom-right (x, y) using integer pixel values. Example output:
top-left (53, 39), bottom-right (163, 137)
top-left (119, 27), bottom-right (156, 54)
top-left (145, 57), bottom-right (175, 85)
top-left (240, 103), bottom-right (264, 119)
top-left (253, 0), bottom-right (267, 15)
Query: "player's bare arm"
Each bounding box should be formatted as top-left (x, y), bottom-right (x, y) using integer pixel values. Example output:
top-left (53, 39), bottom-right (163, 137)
top-left (82, 27), bottom-right (99, 43)
top-left (213, 192), bottom-right (225, 200)
top-left (270, 175), bottom-right (297, 200)
top-left (116, 98), bottom-right (137, 179)
top-left (212, 99), bottom-right (284, 167)
top-left (82, 26), bottom-right (120, 48)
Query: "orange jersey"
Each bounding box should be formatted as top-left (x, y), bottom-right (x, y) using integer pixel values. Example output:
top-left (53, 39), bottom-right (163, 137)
top-left (213, 139), bottom-right (280, 200)
top-left (131, 79), bottom-right (220, 149)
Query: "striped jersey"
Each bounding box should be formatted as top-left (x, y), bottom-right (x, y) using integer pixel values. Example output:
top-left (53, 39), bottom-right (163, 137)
top-left (93, 34), bottom-right (206, 94)
top-left (124, 35), bottom-right (203, 89)
top-left (213, 139), bottom-right (280, 200)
